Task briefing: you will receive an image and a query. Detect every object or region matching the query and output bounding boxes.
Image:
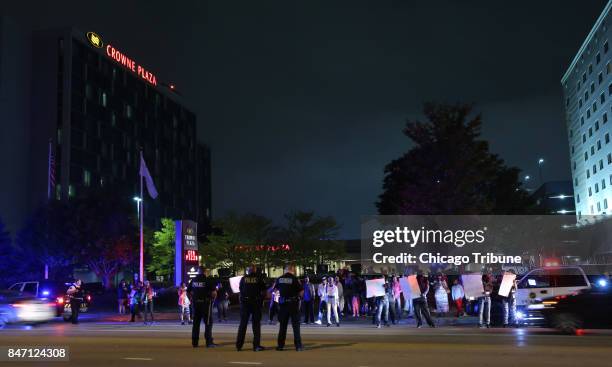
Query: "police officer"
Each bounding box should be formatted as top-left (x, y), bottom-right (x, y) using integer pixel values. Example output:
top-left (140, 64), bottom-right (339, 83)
top-left (236, 264), bottom-right (267, 352)
top-left (274, 264), bottom-right (304, 351)
top-left (188, 266), bottom-right (218, 348)
top-left (66, 279), bottom-right (84, 325)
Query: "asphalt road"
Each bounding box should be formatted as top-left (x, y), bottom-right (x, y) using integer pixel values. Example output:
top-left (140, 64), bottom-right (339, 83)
top-left (1, 322), bottom-right (612, 367)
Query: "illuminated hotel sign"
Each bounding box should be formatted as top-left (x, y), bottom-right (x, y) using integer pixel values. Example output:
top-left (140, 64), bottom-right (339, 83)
top-left (86, 31), bottom-right (158, 86)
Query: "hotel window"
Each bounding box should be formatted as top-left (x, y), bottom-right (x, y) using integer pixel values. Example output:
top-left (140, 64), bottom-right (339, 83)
top-left (605, 41), bottom-right (609, 53)
top-left (68, 184), bottom-right (75, 198)
top-left (581, 116), bottom-right (585, 125)
top-left (598, 202), bottom-right (601, 211)
top-left (604, 113), bottom-right (608, 123)
top-left (587, 169), bottom-right (591, 178)
top-left (589, 127), bottom-right (593, 137)
top-left (608, 62), bottom-right (612, 74)
top-left (609, 83), bottom-right (612, 95)
top-left (601, 159), bottom-right (604, 169)
top-left (578, 81), bottom-right (582, 90)
top-left (588, 110), bottom-right (591, 118)
top-left (596, 183), bottom-right (599, 193)
top-left (593, 102), bottom-right (598, 112)
top-left (596, 121), bottom-right (600, 131)
top-left (600, 72), bottom-right (604, 85)
top-left (597, 140), bottom-right (601, 150)
top-left (101, 91), bottom-right (107, 107)
top-left (585, 91), bottom-right (589, 100)
top-left (585, 152), bottom-right (588, 161)
top-left (609, 153), bottom-right (612, 164)
top-left (607, 133), bottom-right (610, 143)
top-left (572, 145), bottom-right (575, 154)
top-left (583, 73), bottom-right (587, 82)
top-left (592, 83), bottom-right (595, 93)
top-left (579, 99), bottom-right (583, 108)
top-left (577, 194), bottom-right (580, 203)
top-left (597, 53), bottom-right (601, 64)
top-left (593, 164), bottom-right (597, 173)
top-left (603, 179), bottom-right (607, 189)
top-left (574, 161), bottom-right (577, 170)
top-left (589, 64), bottom-right (593, 74)
top-left (606, 199), bottom-right (609, 209)
top-left (575, 178), bottom-right (579, 186)
top-left (589, 187), bottom-right (593, 196)
top-left (610, 174), bottom-right (612, 184)
top-left (111, 112), bottom-right (116, 127)
top-left (602, 93), bottom-right (606, 103)
top-left (591, 205), bottom-right (594, 214)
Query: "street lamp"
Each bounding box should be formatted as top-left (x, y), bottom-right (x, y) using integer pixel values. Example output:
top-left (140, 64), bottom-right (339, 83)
top-left (133, 196), bottom-right (142, 220)
top-left (538, 158), bottom-right (545, 184)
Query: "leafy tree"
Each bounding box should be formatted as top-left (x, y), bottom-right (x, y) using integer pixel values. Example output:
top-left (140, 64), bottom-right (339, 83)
top-left (70, 190), bottom-right (137, 289)
top-left (283, 211), bottom-right (344, 271)
top-left (147, 218), bottom-right (176, 279)
top-left (377, 103), bottom-right (534, 215)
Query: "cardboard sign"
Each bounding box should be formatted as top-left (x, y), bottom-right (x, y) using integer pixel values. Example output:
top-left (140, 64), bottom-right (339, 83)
top-left (461, 274), bottom-right (484, 300)
top-left (229, 276), bottom-right (243, 293)
top-left (498, 272), bottom-right (517, 298)
top-left (400, 275), bottom-right (422, 299)
top-left (366, 278), bottom-right (386, 298)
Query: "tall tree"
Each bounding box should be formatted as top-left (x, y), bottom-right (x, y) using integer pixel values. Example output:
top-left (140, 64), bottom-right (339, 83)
top-left (283, 211), bottom-right (344, 271)
top-left (147, 218), bottom-right (176, 279)
top-left (377, 103), bottom-right (534, 215)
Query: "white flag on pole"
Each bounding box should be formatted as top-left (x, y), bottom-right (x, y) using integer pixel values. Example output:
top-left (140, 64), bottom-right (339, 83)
top-left (139, 153), bottom-right (158, 199)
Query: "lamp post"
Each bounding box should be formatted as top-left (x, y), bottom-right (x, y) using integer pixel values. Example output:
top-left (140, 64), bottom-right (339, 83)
top-left (133, 196), bottom-right (142, 220)
top-left (538, 158), bottom-right (545, 185)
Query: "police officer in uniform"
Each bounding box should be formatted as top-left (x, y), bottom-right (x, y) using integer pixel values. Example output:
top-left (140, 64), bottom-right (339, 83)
top-left (66, 279), bottom-right (84, 325)
top-left (274, 264), bottom-right (304, 351)
top-left (236, 264), bottom-right (268, 351)
top-left (188, 266), bottom-right (218, 348)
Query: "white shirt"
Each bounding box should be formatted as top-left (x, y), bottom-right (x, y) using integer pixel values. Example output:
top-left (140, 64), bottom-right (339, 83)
top-left (451, 284), bottom-right (465, 300)
top-left (326, 284), bottom-right (338, 298)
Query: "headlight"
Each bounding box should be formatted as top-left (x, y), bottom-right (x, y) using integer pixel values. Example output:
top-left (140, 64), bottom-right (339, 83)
top-left (516, 311), bottom-right (525, 319)
top-left (597, 279), bottom-right (608, 288)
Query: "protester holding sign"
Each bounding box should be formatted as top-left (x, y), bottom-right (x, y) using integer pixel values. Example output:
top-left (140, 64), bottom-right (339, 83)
top-left (500, 270), bottom-right (518, 328)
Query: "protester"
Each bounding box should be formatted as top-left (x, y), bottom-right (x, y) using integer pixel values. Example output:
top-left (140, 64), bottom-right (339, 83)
top-left (216, 282), bottom-right (230, 322)
top-left (129, 283), bottom-right (141, 322)
top-left (117, 279), bottom-right (128, 314)
top-left (143, 280), bottom-right (155, 325)
top-left (479, 269), bottom-right (494, 328)
top-left (391, 276), bottom-right (402, 322)
top-left (314, 277), bottom-right (327, 325)
top-left (433, 273), bottom-right (450, 316)
top-left (334, 276), bottom-right (344, 318)
top-left (451, 279), bottom-right (465, 317)
top-left (501, 271), bottom-right (518, 328)
top-left (325, 277), bottom-right (340, 327)
top-left (137, 281), bottom-right (145, 319)
top-left (343, 273), bottom-right (354, 316)
top-left (375, 278), bottom-right (391, 328)
top-left (178, 282), bottom-right (192, 325)
top-left (269, 287), bottom-right (280, 324)
top-left (413, 273), bottom-right (435, 328)
top-left (351, 276), bottom-right (361, 318)
top-left (302, 277), bottom-right (316, 324)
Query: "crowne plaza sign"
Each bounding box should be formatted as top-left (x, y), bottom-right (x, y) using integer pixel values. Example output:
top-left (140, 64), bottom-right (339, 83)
top-left (86, 31), bottom-right (158, 86)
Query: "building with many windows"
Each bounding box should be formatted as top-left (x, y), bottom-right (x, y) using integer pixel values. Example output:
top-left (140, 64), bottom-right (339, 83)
top-left (562, 0), bottom-right (612, 222)
top-left (0, 23), bottom-right (211, 233)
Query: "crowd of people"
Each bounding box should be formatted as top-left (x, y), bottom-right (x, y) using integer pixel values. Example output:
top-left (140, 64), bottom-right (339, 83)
top-left (113, 267), bottom-right (518, 330)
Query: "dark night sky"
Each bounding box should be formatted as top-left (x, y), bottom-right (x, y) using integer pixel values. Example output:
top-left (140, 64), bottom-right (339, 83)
top-left (3, 0), bottom-right (609, 238)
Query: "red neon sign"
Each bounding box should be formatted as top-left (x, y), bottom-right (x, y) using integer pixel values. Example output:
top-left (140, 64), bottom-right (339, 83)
top-left (106, 45), bottom-right (157, 86)
top-left (185, 250), bottom-right (199, 262)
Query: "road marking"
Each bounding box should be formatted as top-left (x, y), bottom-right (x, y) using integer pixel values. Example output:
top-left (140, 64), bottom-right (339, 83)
top-left (123, 357), bottom-right (153, 361)
top-left (229, 362), bottom-right (262, 365)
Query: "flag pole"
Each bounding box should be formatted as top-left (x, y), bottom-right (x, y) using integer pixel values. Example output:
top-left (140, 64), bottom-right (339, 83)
top-left (45, 139), bottom-right (52, 280)
top-left (139, 150), bottom-right (145, 282)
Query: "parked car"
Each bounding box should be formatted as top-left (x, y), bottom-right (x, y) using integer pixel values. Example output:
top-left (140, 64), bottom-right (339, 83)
top-left (0, 290), bottom-right (55, 328)
top-left (536, 288), bottom-right (612, 334)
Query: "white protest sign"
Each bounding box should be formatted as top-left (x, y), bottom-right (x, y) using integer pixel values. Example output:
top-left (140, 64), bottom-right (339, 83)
top-left (461, 274), bottom-right (484, 300)
top-left (400, 275), bottom-right (422, 299)
top-left (366, 278), bottom-right (386, 298)
top-left (229, 276), bottom-right (243, 293)
top-left (498, 272), bottom-right (517, 298)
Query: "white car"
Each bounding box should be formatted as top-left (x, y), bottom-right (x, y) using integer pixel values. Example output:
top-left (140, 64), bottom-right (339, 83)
top-left (516, 266), bottom-right (591, 307)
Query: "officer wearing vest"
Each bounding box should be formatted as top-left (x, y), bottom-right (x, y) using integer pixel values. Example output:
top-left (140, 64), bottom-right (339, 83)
top-left (188, 266), bottom-right (218, 348)
top-left (236, 264), bottom-right (268, 352)
top-left (66, 279), bottom-right (84, 325)
top-left (274, 264), bottom-right (304, 351)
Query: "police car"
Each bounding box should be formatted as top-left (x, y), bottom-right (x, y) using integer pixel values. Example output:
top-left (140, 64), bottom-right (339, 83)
top-left (515, 266), bottom-right (591, 325)
top-left (8, 281), bottom-right (92, 320)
